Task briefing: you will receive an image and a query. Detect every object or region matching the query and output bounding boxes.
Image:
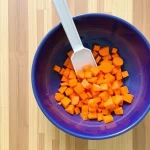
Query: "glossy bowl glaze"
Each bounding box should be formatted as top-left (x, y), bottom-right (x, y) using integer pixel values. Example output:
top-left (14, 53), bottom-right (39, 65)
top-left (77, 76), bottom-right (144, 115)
top-left (32, 13), bottom-right (150, 139)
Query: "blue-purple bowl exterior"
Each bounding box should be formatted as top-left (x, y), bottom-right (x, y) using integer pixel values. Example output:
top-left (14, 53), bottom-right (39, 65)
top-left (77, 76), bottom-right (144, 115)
top-left (32, 13), bottom-right (150, 140)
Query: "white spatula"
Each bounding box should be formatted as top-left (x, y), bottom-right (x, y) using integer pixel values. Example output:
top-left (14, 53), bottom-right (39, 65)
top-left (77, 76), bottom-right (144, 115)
top-left (52, 0), bottom-right (97, 72)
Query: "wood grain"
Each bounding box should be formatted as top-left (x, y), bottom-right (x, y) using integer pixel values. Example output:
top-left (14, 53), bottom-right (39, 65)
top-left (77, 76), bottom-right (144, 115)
top-left (0, 0), bottom-right (150, 150)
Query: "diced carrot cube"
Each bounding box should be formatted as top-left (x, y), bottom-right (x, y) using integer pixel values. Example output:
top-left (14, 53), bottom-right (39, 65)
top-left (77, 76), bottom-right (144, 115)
top-left (69, 78), bottom-right (78, 87)
top-left (53, 65), bottom-right (61, 73)
top-left (65, 88), bottom-right (74, 96)
top-left (79, 91), bottom-right (88, 100)
top-left (93, 84), bottom-right (101, 91)
top-left (75, 107), bottom-right (80, 115)
top-left (120, 86), bottom-right (129, 95)
top-left (81, 112), bottom-right (88, 121)
top-left (83, 65), bottom-right (92, 71)
top-left (96, 56), bottom-right (101, 64)
top-left (114, 107), bottom-right (123, 115)
top-left (69, 70), bottom-right (76, 79)
top-left (122, 71), bottom-right (129, 78)
top-left (116, 72), bottom-right (122, 80)
top-left (112, 80), bottom-right (120, 90)
top-left (59, 68), bottom-right (65, 75)
top-left (74, 83), bottom-right (85, 94)
top-left (76, 100), bottom-right (83, 107)
top-left (84, 71), bottom-right (93, 79)
top-left (81, 79), bottom-right (91, 89)
top-left (87, 92), bottom-right (92, 98)
top-left (103, 115), bottom-right (114, 124)
top-left (88, 112), bottom-right (97, 119)
top-left (90, 67), bottom-right (101, 76)
top-left (81, 105), bottom-right (88, 113)
top-left (104, 97), bottom-right (115, 109)
top-left (102, 109), bottom-right (110, 115)
top-left (123, 94), bottom-right (134, 103)
top-left (92, 51), bottom-right (98, 57)
top-left (61, 75), bottom-right (68, 82)
top-left (87, 77), bottom-right (98, 83)
top-left (55, 93), bottom-right (65, 101)
top-left (70, 95), bottom-right (79, 105)
top-left (61, 97), bottom-right (71, 108)
top-left (65, 105), bottom-right (74, 115)
top-left (99, 46), bottom-right (109, 56)
top-left (93, 45), bottom-right (100, 51)
top-left (112, 53), bottom-right (119, 58)
top-left (105, 73), bottom-right (115, 83)
top-left (67, 50), bottom-right (73, 57)
top-left (99, 91), bottom-right (109, 101)
top-left (64, 58), bottom-right (70, 67)
top-left (113, 95), bottom-right (123, 105)
top-left (58, 86), bottom-right (67, 94)
top-left (112, 48), bottom-right (118, 54)
top-left (77, 71), bottom-right (85, 79)
top-left (60, 82), bottom-right (68, 86)
top-left (97, 113), bottom-right (103, 121)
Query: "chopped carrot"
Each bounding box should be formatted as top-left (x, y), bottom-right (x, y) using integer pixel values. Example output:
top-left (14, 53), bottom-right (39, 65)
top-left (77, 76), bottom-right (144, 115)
top-left (75, 107), bottom-right (80, 115)
top-left (77, 71), bottom-right (85, 79)
top-left (123, 94), bottom-right (134, 103)
top-left (108, 88), bottom-right (113, 95)
top-left (84, 71), bottom-right (93, 79)
top-left (58, 86), bottom-right (67, 94)
top-left (114, 107), bottom-right (123, 115)
top-left (97, 108), bottom-right (102, 113)
top-left (60, 82), bottom-right (68, 86)
top-left (116, 72), bottom-right (122, 80)
top-left (81, 113), bottom-right (88, 121)
top-left (69, 70), bottom-right (76, 79)
top-left (65, 88), bottom-right (73, 96)
top-left (112, 80), bottom-right (120, 90)
top-left (90, 88), bottom-right (99, 97)
top-left (92, 51), bottom-right (98, 57)
top-left (104, 97), bottom-right (115, 109)
top-left (102, 55), bottom-right (112, 60)
top-left (120, 86), bottom-right (129, 95)
top-left (74, 83), bottom-right (85, 94)
top-left (96, 56), bottom-right (101, 64)
top-left (61, 97), bottom-right (71, 108)
top-left (103, 115), bottom-right (114, 124)
top-left (65, 105), bottom-right (74, 115)
top-left (99, 91), bottom-right (109, 101)
top-left (83, 65), bottom-right (92, 71)
top-left (118, 80), bottom-right (123, 87)
top-left (67, 50), bottom-right (73, 57)
top-left (71, 95), bottom-right (79, 105)
top-left (112, 53), bottom-right (119, 58)
top-left (79, 91), bottom-right (88, 100)
top-left (76, 100), bottom-right (83, 107)
top-left (113, 57), bottom-right (123, 67)
top-left (93, 84), bottom-right (101, 91)
top-left (113, 95), bottom-right (123, 105)
top-left (93, 97), bottom-right (101, 103)
top-left (82, 99), bottom-right (89, 104)
top-left (102, 109), bottom-right (110, 115)
top-left (114, 89), bottom-right (121, 95)
top-left (99, 61), bottom-right (114, 73)
top-left (87, 77), bottom-right (98, 83)
top-left (53, 65), bottom-right (61, 73)
top-left (89, 107), bottom-right (97, 112)
top-left (100, 84), bottom-right (108, 91)
top-left (87, 92), bottom-right (92, 98)
top-left (97, 113), bottom-right (103, 121)
top-left (55, 93), bottom-right (65, 101)
top-left (69, 78), bottom-right (78, 87)
top-left (81, 79), bottom-right (91, 89)
top-left (61, 75), bottom-right (68, 82)
top-left (88, 99), bottom-right (99, 108)
top-left (93, 45), bottom-right (100, 51)
top-left (112, 48), bottom-right (118, 54)
top-left (59, 68), bottom-right (65, 75)
top-left (99, 46), bottom-right (109, 56)
top-left (88, 112), bottom-right (97, 119)
top-left (67, 62), bottom-right (74, 69)
top-left (122, 71), bottom-right (129, 78)
top-left (90, 67), bottom-right (100, 76)
top-left (81, 105), bottom-right (88, 113)
top-left (64, 58), bottom-right (70, 67)
top-left (105, 73), bottom-right (115, 83)
top-left (63, 68), bottom-right (71, 77)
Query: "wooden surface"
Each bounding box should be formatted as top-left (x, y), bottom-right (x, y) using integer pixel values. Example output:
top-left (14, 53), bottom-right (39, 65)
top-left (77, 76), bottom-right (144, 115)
top-left (0, 0), bottom-right (150, 150)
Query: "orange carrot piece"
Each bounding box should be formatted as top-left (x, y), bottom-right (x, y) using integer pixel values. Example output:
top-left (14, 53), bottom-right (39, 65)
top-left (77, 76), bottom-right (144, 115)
top-left (81, 112), bottom-right (88, 121)
top-left (79, 91), bottom-right (88, 100)
top-left (53, 65), bottom-right (61, 73)
top-left (118, 80), bottom-right (123, 87)
top-left (83, 65), bottom-right (92, 71)
top-left (61, 75), bottom-right (68, 82)
top-left (63, 68), bottom-right (71, 77)
top-left (99, 61), bottom-right (114, 73)
top-left (97, 113), bottom-right (103, 121)
top-left (105, 73), bottom-right (115, 83)
top-left (108, 88), bottom-right (113, 95)
top-left (113, 56), bottom-right (123, 67)
top-left (93, 45), bottom-right (100, 51)
top-left (102, 55), bottom-right (112, 60)
top-left (81, 105), bottom-right (88, 113)
top-left (77, 71), bottom-right (85, 79)
top-left (82, 99), bottom-right (89, 104)
top-left (96, 56), bottom-right (101, 64)
top-left (116, 72), bottom-right (122, 80)
top-left (61, 97), bottom-right (71, 108)
top-left (90, 88), bottom-right (100, 97)
top-left (100, 84), bottom-right (108, 91)
top-left (74, 83), bottom-right (85, 94)
top-left (102, 109), bottom-right (110, 115)
top-left (93, 84), bottom-right (101, 91)
top-left (99, 91), bottom-right (109, 101)
top-left (87, 77), bottom-right (98, 83)
top-left (112, 53), bottom-right (119, 58)
top-left (55, 93), bottom-right (65, 101)
top-left (87, 92), bottom-right (92, 98)
top-left (67, 50), bottom-right (73, 57)
top-left (74, 107), bottom-right (80, 115)
top-left (99, 46), bottom-right (110, 56)
top-left (65, 88), bottom-right (74, 96)
top-left (103, 114), bottom-right (114, 124)
top-left (69, 78), bottom-right (78, 87)
top-left (88, 112), bottom-right (97, 119)
top-left (123, 94), bottom-right (134, 103)
top-left (69, 70), bottom-right (76, 79)
top-left (81, 79), bottom-right (91, 89)
top-left (58, 86), bottom-right (67, 94)
top-left (76, 100), bottom-right (83, 107)
top-left (59, 68), bottom-right (65, 75)
top-left (64, 58), bottom-right (70, 67)
top-left (104, 97), bottom-right (115, 109)
top-left (90, 67), bottom-right (101, 76)
top-left (65, 105), bottom-right (74, 115)
top-left (71, 95), bottom-right (79, 105)
top-left (120, 86), bottom-right (129, 95)
top-left (67, 62), bottom-right (74, 69)
top-left (112, 48), bottom-right (118, 54)
top-left (60, 82), bottom-right (68, 86)
top-left (113, 95), bottom-right (123, 105)
top-left (112, 80), bottom-right (120, 90)
top-left (97, 108), bottom-right (102, 113)
top-left (114, 89), bottom-right (121, 95)
top-left (88, 99), bottom-right (98, 108)
top-left (84, 71), bottom-right (93, 79)
top-left (89, 107), bottom-right (97, 113)
top-left (122, 71), bottom-right (129, 78)
top-left (92, 51), bottom-right (98, 57)
top-left (114, 107), bottom-right (123, 115)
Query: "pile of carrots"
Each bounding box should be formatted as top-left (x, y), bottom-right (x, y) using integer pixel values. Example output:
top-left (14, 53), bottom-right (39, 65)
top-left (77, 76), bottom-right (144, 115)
top-left (53, 45), bottom-right (134, 124)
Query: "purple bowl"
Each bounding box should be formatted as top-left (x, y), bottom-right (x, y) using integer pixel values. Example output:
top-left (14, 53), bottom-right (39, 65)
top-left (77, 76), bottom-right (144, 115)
top-left (32, 13), bottom-right (150, 139)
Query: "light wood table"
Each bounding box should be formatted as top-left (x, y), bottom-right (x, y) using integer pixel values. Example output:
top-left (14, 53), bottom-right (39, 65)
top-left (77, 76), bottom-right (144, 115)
top-left (0, 0), bottom-right (150, 150)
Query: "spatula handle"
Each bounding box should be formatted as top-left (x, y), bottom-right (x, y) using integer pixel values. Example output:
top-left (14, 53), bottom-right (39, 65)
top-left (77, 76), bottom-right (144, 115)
top-left (52, 0), bottom-right (84, 52)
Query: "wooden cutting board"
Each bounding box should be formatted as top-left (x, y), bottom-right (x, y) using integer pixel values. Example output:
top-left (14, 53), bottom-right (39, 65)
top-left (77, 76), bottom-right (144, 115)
top-left (0, 0), bottom-right (150, 150)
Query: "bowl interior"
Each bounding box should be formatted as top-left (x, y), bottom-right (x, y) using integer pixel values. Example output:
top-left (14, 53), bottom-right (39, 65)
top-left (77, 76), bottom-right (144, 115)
top-left (32, 14), bottom-right (150, 139)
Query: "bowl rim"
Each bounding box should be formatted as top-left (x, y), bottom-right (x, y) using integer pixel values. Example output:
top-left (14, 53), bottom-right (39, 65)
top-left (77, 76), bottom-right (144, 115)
top-left (32, 13), bottom-right (150, 140)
